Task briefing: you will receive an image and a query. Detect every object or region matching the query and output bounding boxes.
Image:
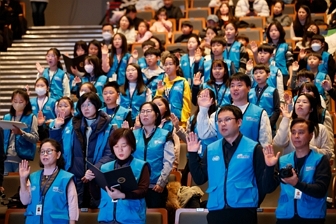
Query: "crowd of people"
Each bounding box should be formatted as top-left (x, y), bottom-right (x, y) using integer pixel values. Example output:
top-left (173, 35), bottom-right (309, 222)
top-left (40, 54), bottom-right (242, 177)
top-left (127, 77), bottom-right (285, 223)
top-left (0, 0), bottom-right (335, 223)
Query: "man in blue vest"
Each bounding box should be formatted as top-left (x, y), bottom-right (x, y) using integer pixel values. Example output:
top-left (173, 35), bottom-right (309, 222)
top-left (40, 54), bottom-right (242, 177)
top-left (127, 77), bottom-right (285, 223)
top-left (188, 105), bottom-right (266, 224)
top-left (262, 118), bottom-right (331, 224)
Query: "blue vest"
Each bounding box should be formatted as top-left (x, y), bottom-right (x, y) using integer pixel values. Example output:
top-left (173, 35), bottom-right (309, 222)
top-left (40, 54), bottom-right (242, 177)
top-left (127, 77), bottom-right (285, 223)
top-left (273, 43), bottom-right (289, 76)
top-left (106, 53), bottom-right (131, 85)
top-left (119, 87), bottom-right (147, 120)
top-left (98, 158), bottom-right (147, 223)
top-left (161, 120), bottom-right (174, 133)
top-left (206, 136), bottom-right (258, 210)
top-left (25, 169), bottom-right (74, 224)
top-left (133, 128), bottom-right (169, 184)
top-left (180, 54), bottom-right (205, 86)
top-left (276, 151), bottom-right (326, 219)
top-left (42, 68), bottom-right (67, 100)
top-left (3, 114), bottom-right (36, 160)
top-left (240, 103), bottom-right (263, 142)
top-left (81, 75), bottom-right (108, 103)
top-left (249, 85), bottom-right (275, 118)
top-left (314, 72), bottom-right (327, 100)
top-left (100, 106), bottom-right (129, 128)
top-left (49, 119), bottom-right (74, 171)
top-left (224, 41), bottom-right (241, 72)
top-left (143, 72), bottom-right (165, 98)
top-left (252, 65), bottom-right (279, 88)
top-left (30, 97), bottom-right (57, 120)
top-left (138, 56), bottom-right (161, 70)
top-left (307, 51), bottom-right (330, 74)
top-left (201, 82), bottom-right (231, 107)
top-left (163, 79), bottom-right (185, 120)
top-left (203, 58), bottom-right (234, 83)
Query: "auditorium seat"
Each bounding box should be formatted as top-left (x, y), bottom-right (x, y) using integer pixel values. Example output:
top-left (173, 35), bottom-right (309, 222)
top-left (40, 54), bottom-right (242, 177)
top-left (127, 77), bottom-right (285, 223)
top-left (147, 208), bottom-right (168, 224)
top-left (174, 208), bottom-right (208, 224)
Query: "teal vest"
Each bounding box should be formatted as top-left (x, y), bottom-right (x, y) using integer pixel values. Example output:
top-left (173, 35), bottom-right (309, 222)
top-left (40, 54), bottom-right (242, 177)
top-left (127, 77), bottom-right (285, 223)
top-left (30, 97), bottom-right (56, 120)
top-left (106, 53), bottom-right (131, 85)
top-left (143, 72), bottom-right (165, 98)
top-left (276, 151), bottom-right (326, 219)
top-left (81, 75), bottom-right (108, 103)
top-left (119, 87), bottom-right (147, 120)
top-left (100, 106), bottom-right (129, 128)
top-left (201, 82), bottom-right (231, 107)
top-left (307, 51), bottom-right (329, 74)
top-left (273, 42), bottom-right (289, 76)
top-left (25, 169), bottom-right (74, 224)
top-left (180, 54), bottom-right (205, 86)
top-left (314, 72), bottom-right (327, 101)
top-left (249, 85), bottom-right (275, 118)
top-left (42, 68), bottom-right (67, 100)
top-left (203, 58), bottom-right (234, 83)
top-left (163, 79), bottom-right (185, 120)
top-left (206, 136), bottom-right (258, 210)
top-left (3, 113), bottom-right (36, 160)
top-left (251, 65), bottom-right (279, 88)
top-left (133, 128), bottom-right (169, 184)
top-left (224, 41), bottom-right (241, 72)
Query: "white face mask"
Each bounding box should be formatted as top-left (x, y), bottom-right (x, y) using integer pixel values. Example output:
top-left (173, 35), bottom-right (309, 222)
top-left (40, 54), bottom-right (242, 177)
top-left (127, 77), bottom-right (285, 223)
top-left (35, 87), bottom-right (47, 96)
top-left (102, 32), bottom-right (112, 40)
top-left (13, 103), bottom-right (26, 112)
top-left (79, 91), bottom-right (86, 97)
top-left (311, 43), bottom-right (322, 52)
top-left (84, 64), bottom-right (94, 73)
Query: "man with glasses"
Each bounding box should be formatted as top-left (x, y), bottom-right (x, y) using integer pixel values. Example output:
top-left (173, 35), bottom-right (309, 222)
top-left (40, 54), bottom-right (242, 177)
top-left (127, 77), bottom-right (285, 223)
top-left (187, 104), bottom-right (266, 224)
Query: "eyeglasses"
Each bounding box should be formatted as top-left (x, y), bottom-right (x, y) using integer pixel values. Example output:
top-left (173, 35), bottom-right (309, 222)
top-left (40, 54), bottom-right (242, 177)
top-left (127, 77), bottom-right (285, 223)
top-left (140, 109), bottom-right (153, 114)
top-left (40, 149), bottom-right (56, 155)
top-left (218, 117), bottom-right (236, 124)
top-left (81, 102), bottom-right (94, 109)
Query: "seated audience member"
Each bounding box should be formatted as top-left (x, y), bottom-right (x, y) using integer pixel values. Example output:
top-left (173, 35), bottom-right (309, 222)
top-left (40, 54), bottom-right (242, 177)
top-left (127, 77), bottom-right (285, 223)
top-left (295, 22), bottom-right (321, 50)
top-left (290, 5), bottom-right (311, 41)
top-left (235, 0), bottom-right (270, 17)
top-left (157, 0), bottom-right (183, 25)
top-left (295, 0), bottom-right (328, 14)
top-left (237, 34), bottom-right (253, 60)
top-left (138, 40), bottom-right (156, 69)
top-left (125, 5), bottom-right (144, 31)
top-left (322, 79), bottom-right (336, 102)
top-left (209, 0), bottom-right (234, 8)
top-left (266, 0), bottom-right (291, 27)
top-left (150, 8), bottom-right (173, 39)
top-left (273, 94), bottom-right (334, 159)
top-left (196, 74), bottom-right (272, 147)
top-left (135, 20), bottom-right (152, 43)
top-left (263, 118), bottom-right (331, 224)
top-left (200, 27), bottom-right (218, 56)
top-left (101, 23), bottom-right (114, 51)
top-left (135, 0), bottom-right (164, 11)
top-left (216, 2), bottom-right (237, 28)
top-left (174, 21), bottom-right (193, 43)
top-left (187, 105), bottom-right (266, 224)
top-left (117, 15), bottom-right (136, 45)
top-left (200, 15), bottom-right (220, 38)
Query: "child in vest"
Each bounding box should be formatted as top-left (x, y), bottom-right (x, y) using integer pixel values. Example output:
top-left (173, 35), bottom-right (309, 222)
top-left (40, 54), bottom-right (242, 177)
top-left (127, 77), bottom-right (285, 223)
top-left (248, 64), bottom-right (281, 136)
top-left (247, 44), bottom-right (284, 103)
top-left (142, 47), bottom-right (165, 97)
top-left (298, 34), bottom-right (336, 82)
top-left (101, 81), bottom-right (131, 128)
top-left (3, 89), bottom-right (39, 173)
top-left (36, 48), bottom-right (70, 99)
top-left (138, 40), bottom-right (156, 69)
top-left (203, 36), bottom-right (235, 83)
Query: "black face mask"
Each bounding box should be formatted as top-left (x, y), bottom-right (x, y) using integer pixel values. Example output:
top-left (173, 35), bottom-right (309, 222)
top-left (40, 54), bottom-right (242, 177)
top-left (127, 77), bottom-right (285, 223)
top-left (306, 31), bottom-right (315, 38)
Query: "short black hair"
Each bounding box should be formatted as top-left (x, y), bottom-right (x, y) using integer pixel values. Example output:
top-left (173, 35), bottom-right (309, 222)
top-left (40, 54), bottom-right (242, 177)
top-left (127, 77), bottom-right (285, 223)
top-left (253, 64), bottom-right (270, 74)
top-left (297, 69), bottom-right (315, 81)
top-left (126, 5), bottom-right (137, 14)
top-left (102, 22), bottom-right (113, 29)
top-left (290, 118), bottom-right (314, 134)
top-left (76, 92), bottom-right (102, 117)
top-left (39, 138), bottom-right (65, 169)
top-left (103, 81), bottom-right (120, 93)
top-left (237, 34), bottom-right (249, 43)
top-left (210, 35), bottom-right (226, 46)
top-left (144, 47), bottom-right (161, 57)
top-left (229, 73), bottom-right (251, 87)
top-left (217, 105), bottom-right (243, 120)
top-left (109, 128), bottom-right (137, 154)
top-left (257, 44), bottom-right (274, 54)
top-left (311, 34), bottom-right (325, 43)
top-left (306, 52), bottom-right (322, 61)
top-left (142, 40), bottom-right (155, 48)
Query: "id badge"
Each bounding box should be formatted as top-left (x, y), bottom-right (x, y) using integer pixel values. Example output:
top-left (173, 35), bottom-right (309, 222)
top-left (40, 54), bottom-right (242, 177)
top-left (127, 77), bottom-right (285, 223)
top-left (36, 204), bottom-right (42, 215)
top-left (294, 189), bottom-right (302, 199)
top-left (109, 73), bottom-right (117, 82)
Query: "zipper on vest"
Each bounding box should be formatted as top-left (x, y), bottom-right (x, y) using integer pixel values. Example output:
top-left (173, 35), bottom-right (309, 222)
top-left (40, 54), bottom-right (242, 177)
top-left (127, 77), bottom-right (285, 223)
top-left (224, 168), bottom-right (229, 208)
top-left (113, 202), bottom-right (118, 221)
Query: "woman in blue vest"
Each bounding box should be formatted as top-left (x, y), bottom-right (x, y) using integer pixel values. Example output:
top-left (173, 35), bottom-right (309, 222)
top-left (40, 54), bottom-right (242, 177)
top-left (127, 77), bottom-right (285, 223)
top-left (98, 128), bottom-right (150, 224)
top-left (133, 102), bottom-right (175, 208)
top-left (19, 138), bottom-right (78, 224)
top-left (102, 33), bottom-right (132, 85)
top-left (119, 63), bottom-right (152, 126)
top-left (3, 89), bottom-right (39, 173)
top-left (50, 92), bottom-right (113, 208)
top-left (30, 77), bottom-right (57, 141)
top-left (263, 118), bottom-right (331, 224)
top-left (266, 21), bottom-right (294, 89)
top-left (192, 59), bottom-right (231, 107)
top-left (73, 55), bottom-right (107, 103)
top-left (179, 34), bottom-right (204, 87)
top-left (101, 81), bottom-right (132, 128)
top-left (223, 21), bottom-right (249, 73)
top-left (36, 48), bottom-right (70, 99)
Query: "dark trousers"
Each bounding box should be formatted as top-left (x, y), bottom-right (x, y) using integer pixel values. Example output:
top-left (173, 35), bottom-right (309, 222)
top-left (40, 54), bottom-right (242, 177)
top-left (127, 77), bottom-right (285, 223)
top-left (207, 208), bottom-right (258, 224)
top-left (277, 215), bottom-right (325, 224)
top-left (145, 187), bottom-right (168, 208)
top-left (31, 2), bottom-right (47, 26)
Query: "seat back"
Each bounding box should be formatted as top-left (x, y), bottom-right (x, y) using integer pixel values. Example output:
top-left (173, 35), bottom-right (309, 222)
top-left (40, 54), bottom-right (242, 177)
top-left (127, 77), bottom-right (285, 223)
top-left (283, 4), bottom-right (295, 15)
top-left (77, 209), bottom-right (99, 224)
top-left (284, 27), bottom-right (291, 40)
top-left (172, 31), bottom-right (199, 44)
top-left (311, 13), bottom-right (327, 23)
top-left (147, 208), bottom-right (168, 224)
top-left (137, 10), bottom-right (155, 21)
top-left (166, 43), bottom-right (188, 53)
top-left (257, 208), bottom-right (277, 224)
top-left (173, 0), bottom-right (188, 13)
top-left (179, 18), bottom-right (205, 33)
top-left (190, 0), bottom-right (211, 8)
top-left (4, 209), bottom-right (25, 224)
top-left (175, 208), bottom-right (208, 224)
top-left (152, 32), bottom-right (169, 45)
top-left (178, 143), bottom-right (187, 170)
top-left (239, 16), bottom-right (265, 28)
top-left (238, 28), bottom-right (263, 42)
top-left (186, 8), bottom-right (210, 19)
top-left (3, 175), bottom-right (20, 201)
top-left (169, 170), bottom-right (182, 183)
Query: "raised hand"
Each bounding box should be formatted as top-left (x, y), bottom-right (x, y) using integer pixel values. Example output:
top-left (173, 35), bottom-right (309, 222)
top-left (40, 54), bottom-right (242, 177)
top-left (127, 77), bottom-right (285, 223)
top-left (131, 49), bottom-right (138, 60)
top-left (283, 92), bottom-right (292, 105)
top-left (133, 115), bottom-right (141, 130)
top-left (36, 62), bottom-right (44, 75)
top-left (157, 80), bottom-right (165, 94)
top-left (280, 103), bottom-right (292, 118)
top-left (101, 45), bottom-right (109, 55)
top-left (299, 49), bottom-right (306, 60)
top-left (263, 145), bottom-right (280, 167)
top-left (321, 80), bottom-right (332, 91)
top-left (186, 132), bottom-right (201, 153)
top-left (193, 72), bottom-right (202, 86)
top-left (292, 61), bottom-right (299, 71)
top-left (170, 113), bottom-right (180, 130)
top-left (194, 48), bottom-right (202, 63)
top-left (37, 110), bottom-right (46, 126)
top-left (73, 76), bottom-right (81, 85)
top-left (250, 41), bottom-right (258, 53)
top-left (246, 59), bottom-right (254, 73)
top-left (54, 112), bottom-right (65, 129)
top-left (19, 160), bottom-right (31, 179)
top-left (121, 121), bottom-right (130, 129)
top-left (197, 89), bottom-right (214, 108)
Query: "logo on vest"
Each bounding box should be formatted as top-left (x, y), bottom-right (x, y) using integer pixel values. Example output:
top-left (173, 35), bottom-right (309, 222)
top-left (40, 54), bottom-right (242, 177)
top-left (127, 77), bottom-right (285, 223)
top-left (31, 186), bottom-right (36, 191)
top-left (65, 127), bottom-right (71, 134)
top-left (264, 93), bottom-right (272, 98)
top-left (183, 62), bottom-right (187, 67)
top-left (53, 186), bottom-right (64, 193)
top-left (45, 106), bottom-right (51, 110)
top-left (32, 106), bottom-right (36, 110)
top-left (305, 166), bottom-right (315, 172)
top-left (54, 76), bottom-right (62, 81)
top-left (237, 154), bottom-right (250, 159)
top-left (154, 140), bottom-right (163, 144)
top-left (245, 116), bottom-right (258, 122)
top-left (173, 86), bottom-right (182, 91)
top-left (115, 116), bottom-right (123, 120)
top-left (212, 156), bottom-right (220, 161)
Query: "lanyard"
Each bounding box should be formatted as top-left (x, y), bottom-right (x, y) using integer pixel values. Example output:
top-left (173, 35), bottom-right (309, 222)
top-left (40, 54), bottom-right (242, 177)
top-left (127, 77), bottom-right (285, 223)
top-left (39, 167), bottom-right (58, 203)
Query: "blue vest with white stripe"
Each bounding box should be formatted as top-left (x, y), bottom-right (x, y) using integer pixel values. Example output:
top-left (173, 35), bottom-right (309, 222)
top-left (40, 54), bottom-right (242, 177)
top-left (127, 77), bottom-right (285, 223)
top-left (30, 97), bottom-right (56, 120)
top-left (163, 80), bottom-right (185, 120)
top-left (273, 42), bottom-right (289, 76)
top-left (42, 68), bottom-right (67, 100)
top-left (119, 87), bottom-right (147, 120)
top-left (81, 75), bottom-right (108, 103)
top-left (180, 54), bottom-right (205, 86)
top-left (223, 41), bottom-right (241, 72)
top-left (201, 82), bottom-right (231, 107)
top-left (100, 105), bottom-right (129, 128)
top-left (203, 58), bottom-right (234, 83)
top-left (249, 85), bottom-right (275, 117)
top-left (206, 136), bottom-right (258, 210)
top-left (276, 151), bottom-right (326, 219)
top-left (106, 53), bottom-right (131, 85)
top-left (143, 72), bottom-right (165, 98)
